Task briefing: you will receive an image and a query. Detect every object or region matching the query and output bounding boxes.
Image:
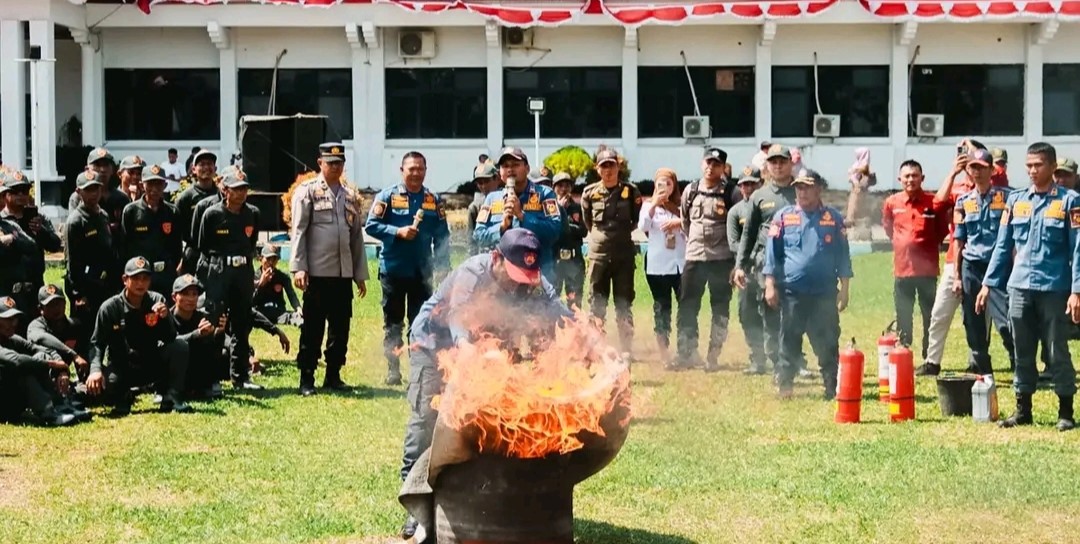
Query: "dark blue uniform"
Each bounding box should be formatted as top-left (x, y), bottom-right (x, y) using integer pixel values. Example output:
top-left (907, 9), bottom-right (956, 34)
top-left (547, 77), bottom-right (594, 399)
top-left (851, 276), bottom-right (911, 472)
top-left (984, 185), bottom-right (1080, 397)
top-left (399, 254), bottom-right (571, 481)
top-left (763, 204), bottom-right (853, 394)
top-left (473, 181), bottom-right (562, 281)
top-left (364, 184), bottom-right (451, 375)
top-left (953, 185), bottom-right (1015, 374)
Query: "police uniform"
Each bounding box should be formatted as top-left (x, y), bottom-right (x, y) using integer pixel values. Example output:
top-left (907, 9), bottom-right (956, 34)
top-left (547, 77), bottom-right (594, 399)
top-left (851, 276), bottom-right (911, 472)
top-left (737, 145), bottom-right (801, 374)
top-left (1, 169), bottom-right (61, 312)
top-left (0, 297), bottom-right (81, 426)
top-left (121, 165), bottom-right (182, 296)
top-left (675, 148), bottom-right (738, 371)
top-left (984, 172), bottom-right (1080, 429)
top-left (174, 149), bottom-right (219, 275)
top-left (467, 163), bottom-right (498, 256)
top-left (473, 147), bottom-right (562, 282)
top-left (953, 170), bottom-right (1015, 375)
top-left (553, 172), bottom-right (587, 309)
top-left (69, 147), bottom-right (131, 245)
top-left (196, 168), bottom-right (261, 389)
top-left (27, 285), bottom-right (90, 383)
top-left (581, 149), bottom-right (642, 352)
top-left (292, 143), bottom-right (370, 393)
top-left (64, 171), bottom-right (123, 325)
top-left (88, 258), bottom-right (190, 415)
top-left (254, 245), bottom-right (301, 325)
top-left (727, 167), bottom-right (767, 374)
top-left (762, 170), bottom-right (853, 397)
top-left (365, 165), bottom-right (449, 386)
top-left (169, 274), bottom-right (227, 397)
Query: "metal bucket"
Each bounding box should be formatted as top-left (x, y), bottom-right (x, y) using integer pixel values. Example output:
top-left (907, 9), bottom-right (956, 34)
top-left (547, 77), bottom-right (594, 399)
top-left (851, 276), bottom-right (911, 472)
top-left (936, 374), bottom-right (977, 417)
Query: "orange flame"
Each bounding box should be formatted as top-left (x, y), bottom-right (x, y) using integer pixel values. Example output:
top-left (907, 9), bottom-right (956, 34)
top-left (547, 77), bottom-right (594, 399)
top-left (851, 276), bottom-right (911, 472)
top-left (432, 312), bottom-right (631, 459)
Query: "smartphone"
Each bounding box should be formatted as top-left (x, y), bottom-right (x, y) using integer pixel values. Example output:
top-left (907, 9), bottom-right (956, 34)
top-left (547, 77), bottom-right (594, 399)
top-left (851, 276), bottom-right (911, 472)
top-left (957, 145), bottom-right (966, 156)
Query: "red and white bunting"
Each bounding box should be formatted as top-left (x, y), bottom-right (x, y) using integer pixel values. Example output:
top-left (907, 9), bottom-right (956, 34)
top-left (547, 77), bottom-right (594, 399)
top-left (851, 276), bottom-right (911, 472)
top-left (599, 0), bottom-right (839, 25)
top-left (383, 0), bottom-right (592, 26)
top-left (859, 0), bottom-right (1080, 19)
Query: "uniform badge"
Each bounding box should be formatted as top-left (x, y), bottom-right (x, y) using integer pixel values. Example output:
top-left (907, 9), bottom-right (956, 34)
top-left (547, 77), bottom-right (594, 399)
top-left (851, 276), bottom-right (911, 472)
top-left (46, 285), bottom-right (58, 295)
top-left (12, 171), bottom-right (23, 181)
top-left (1071, 208), bottom-right (1080, 229)
top-left (1013, 201), bottom-right (1032, 218)
top-left (391, 195), bottom-right (409, 209)
top-left (524, 193), bottom-right (542, 212)
top-left (761, 202), bottom-right (775, 210)
top-left (2, 297), bottom-right (14, 309)
top-left (820, 211), bottom-right (835, 226)
top-left (437, 204), bottom-right (446, 220)
top-left (373, 201), bottom-right (387, 218)
top-left (715, 201), bottom-right (726, 216)
top-left (768, 223), bottom-right (781, 238)
top-left (162, 222), bottom-right (173, 234)
top-left (245, 226), bottom-right (254, 238)
top-left (963, 200), bottom-right (978, 214)
top-left (572, 212), bottom-right (581, 222)
top-left (274, 284), bottom-right (283, 293)
top-left (491, 200), bottom-right (505, 214)
top-left (524, 252), bottom-right (537, 266)
top-left (621, 186), bottom-right (629, 199)
top-left (1047, 200), bottom-right (1065, 220)
top-left (782, 213), bottom-right (801, 226)
top-left (145, 313), bottom-right (159, 327)
top-left (152, 165), bottom-right (162, 176)
top-left (824, 234), bottom-right (833, 243)
top-left (95, 148), bottom-right (107, 158)
top-left (477, 205), bottom-right (491, 224)
top-left (543, 199), bottom-right (559, 217)
top-left (134, 257), bottom-right (147, 268)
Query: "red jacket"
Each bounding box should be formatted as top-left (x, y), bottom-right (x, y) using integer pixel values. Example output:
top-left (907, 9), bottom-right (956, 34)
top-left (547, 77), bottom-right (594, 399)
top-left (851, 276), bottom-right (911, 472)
top-left (882, 190), bottom-right (952, 278)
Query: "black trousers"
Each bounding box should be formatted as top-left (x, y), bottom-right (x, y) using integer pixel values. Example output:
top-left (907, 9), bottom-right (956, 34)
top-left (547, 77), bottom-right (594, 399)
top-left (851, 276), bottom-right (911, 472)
top-left (177, 336), bottom-right (227, 392)
top-left (381, 273), bottom-right (433, 363)
top-left (0, 366), bottom-right (54, 422)
top-left (894, 276), bottom-right (937, 360)
top-left (645, 273), bottom-right (681, 337)
top-left (676, 260), bottom-right (734, 361)
top-left (103, 341), bottom-right (189, 404)
top-left (203, 256), bottom-right (254, 383)
top-left (739, 276), bottom-right (767, 369)
top-left (554, 258), bottom-right (586, 310)
top-left (778, 292), bottom-right (840, 392)
top-left (960, 259), bottom-right (1015, 374)
top-left (588, 257), bottom-right (636, 350)
top-left (297, 277), bottom-right (354, 372)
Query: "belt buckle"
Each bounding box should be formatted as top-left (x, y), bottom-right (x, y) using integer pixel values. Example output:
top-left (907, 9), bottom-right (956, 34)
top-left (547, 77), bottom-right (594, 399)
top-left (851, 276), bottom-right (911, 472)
top-left (153, 261), bottom-right (166, 272)
top-left (11, 284), bottom-right (21, 294)
top-left (559, 249), bottom-right (573, 261)
top-left (230, 256), bottom-right (246, 267)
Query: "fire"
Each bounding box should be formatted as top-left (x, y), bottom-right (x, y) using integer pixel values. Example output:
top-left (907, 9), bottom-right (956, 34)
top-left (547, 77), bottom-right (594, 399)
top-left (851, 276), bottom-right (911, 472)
top-left (432, 312), bottom-right (631, 459)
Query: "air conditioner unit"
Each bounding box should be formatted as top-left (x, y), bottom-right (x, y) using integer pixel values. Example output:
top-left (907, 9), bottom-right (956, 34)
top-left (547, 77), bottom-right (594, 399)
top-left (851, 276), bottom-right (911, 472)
top-left (916, 114), bottom-right (945, 138)
top-left (503, 27), bottom-right (534, 49)
top-left (398, 29), bottom-right (436, 59)
top-left (813, 114), bottom-right (840, 138)
top-left (682, 116), bottom-right (710, 139)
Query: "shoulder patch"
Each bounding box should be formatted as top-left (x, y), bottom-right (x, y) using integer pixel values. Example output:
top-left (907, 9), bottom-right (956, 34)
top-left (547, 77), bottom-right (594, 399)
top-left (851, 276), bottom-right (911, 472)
top-left (543, 199), bottom-right (559, 218)
top-left (372, 200), bottom-right (387, 219)
top-left (477, 205), bottom-right (491, 224)
top-left (768, 222), bottom-right (781, 238)
top-left (1071, 208), bottom-right (1080, 229)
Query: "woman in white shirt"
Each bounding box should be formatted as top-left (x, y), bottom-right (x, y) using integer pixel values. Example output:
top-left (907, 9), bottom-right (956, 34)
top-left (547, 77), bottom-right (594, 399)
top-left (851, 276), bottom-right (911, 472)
top-left (638, 167), bottom-right (687, 363)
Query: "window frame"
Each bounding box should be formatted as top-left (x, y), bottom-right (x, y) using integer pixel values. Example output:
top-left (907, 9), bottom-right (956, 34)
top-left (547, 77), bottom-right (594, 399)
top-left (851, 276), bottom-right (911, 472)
top-left (770, 65), bottom-right (891, 139)
top-left (637, 66), bottom-right (755, 139)
top-left (384, 67), bottom-right (488, 140)
top-left (1043, 63), bottom-right (1080, 138)
top-left (104, 68), bottom-right (221, 141)
top-left (502, 66), bottom-right (622, 140)
top-left (909, 63), bottom-right (1025, 138)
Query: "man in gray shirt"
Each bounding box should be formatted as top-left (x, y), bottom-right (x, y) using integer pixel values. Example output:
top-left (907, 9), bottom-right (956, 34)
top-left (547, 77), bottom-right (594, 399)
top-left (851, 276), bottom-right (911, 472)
top-left (467, 163), bottom-right (498, 255)
top-left (289, 143), bottom-right (369, 396)
top-left (727, 166), bottom-right (767, 374)
top-left (674, 148), bottom-right (738, 372)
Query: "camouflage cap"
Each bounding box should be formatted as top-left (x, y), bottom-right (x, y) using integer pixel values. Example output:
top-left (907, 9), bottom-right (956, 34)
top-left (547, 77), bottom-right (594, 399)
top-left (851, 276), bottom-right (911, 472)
top-left (0, 169), bottom-right (30, 193)
top-left (261, 244), bottom-right (281, 258)
top-left (991, 148), bottom-right (1008, 164)
top-left (1056, 157), bottom-right (1078, 174)
top-left (117, 155), bottom-right (146, 172)
top-left (221, 167), bottom-right (250, 189)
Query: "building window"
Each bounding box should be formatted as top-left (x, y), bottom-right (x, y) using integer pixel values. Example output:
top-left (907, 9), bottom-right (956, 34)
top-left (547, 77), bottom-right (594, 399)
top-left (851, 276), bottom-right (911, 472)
top-left (910, 64), bottom-right (1024, 137)
top-left (1044, 64), bottom-right (1080, 137)
top-left (503, 67), bottom-right (621, 139)
top-left (771, 66), bottom-right (889, 138)
top-left (638, 67), bottom-right (754, 138)
top-left (238, 69), bottom-right (353, 140)
top-left (385, 68), bottom-right (487, 139)
top-left (104, 69), bottom-right (220, 140)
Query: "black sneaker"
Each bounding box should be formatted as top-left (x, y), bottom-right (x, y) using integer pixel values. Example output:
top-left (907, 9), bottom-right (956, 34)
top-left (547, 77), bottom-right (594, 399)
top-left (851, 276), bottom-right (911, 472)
top-left (233, 380), bottom-right (265, 391)
top-left (915, 363), bottom-right (940, 377)
top-left (1056, 418), bottom-right (1076, 432)
top-left (401, 515), bottom-right (419, 540)
top-left (385, 371), bottom-right (403, 386)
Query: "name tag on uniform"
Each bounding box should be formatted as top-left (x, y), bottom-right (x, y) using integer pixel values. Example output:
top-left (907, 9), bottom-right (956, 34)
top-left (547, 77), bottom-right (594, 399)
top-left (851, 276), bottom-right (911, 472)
top-left (391, 195), bottom-right (409, 209)
top-left (782, 213), bottom-right (801, 226)
top-left (85, 230), bottom-right (97, 237)
top-left (1046, 200), bottom-right (1065, 219)
top-left (1013, 201), bottom-right (1033, 218)
top-left (819, 211), bottom-right (835, 226)
top-left (135, 226), bottom-right (149, 232)
top-left (524, 193), bottom-right (542, 212)
top-left (762, 202), bottom-right (775, 210)
top-left (491, 201), bottom-right (505, 214)
top-left (313, 199), bottom-right (333, 211)
top-left (963, 200), bottom-right (978, 214)
top-left (216, 229), bottom-right (229, 235)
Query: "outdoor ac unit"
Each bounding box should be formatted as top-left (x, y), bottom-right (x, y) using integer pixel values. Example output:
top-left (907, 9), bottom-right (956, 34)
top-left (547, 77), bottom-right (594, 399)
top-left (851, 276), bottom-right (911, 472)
top-left (503, 27), bottom-right (534, 49)
top-left (398, 29), bottom-right (436, 59)
top-left (813, 114), bottom-right (840, 138)
top-left (916, 114), bottom-right (945, 138)
top-left (682, 116), bottom-right (710, 139)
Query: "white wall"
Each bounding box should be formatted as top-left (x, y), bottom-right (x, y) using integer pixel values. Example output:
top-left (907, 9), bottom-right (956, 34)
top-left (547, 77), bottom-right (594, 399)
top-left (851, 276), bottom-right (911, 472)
top-left (912, 23), bottom-right (1025, 65)
top-left (1044, 24), bottom-right (1080, 64)
top-left (504, 26), bottom-right (624, 67)
top-left (102, 28), bottom-right (219, 68)
top-left (384, 26), bottom-right (487, 68)
top-left (772, 24), bottom-right (892, 66)
top-left (638, 25), bottom-right (757, 66)
top-left (235, 27), bottom-right (351, 68)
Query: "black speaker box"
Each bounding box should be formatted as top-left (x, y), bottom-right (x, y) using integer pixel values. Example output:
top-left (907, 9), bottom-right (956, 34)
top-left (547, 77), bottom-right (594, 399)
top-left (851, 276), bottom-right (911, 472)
top-left (239, 115), bottom-right (326, 193)
top-left (248, 193), bottom-right (285, 232)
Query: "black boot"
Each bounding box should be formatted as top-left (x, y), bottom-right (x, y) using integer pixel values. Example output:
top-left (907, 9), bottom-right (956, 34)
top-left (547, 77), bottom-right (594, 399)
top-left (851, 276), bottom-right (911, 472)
top-left (385, 356), bottom-right (402, 386)
top-left (822, 372), bottom-right (838, 401)
top-left (322, 365), bottom-right (351, 391)
top-left (160, 391), bottom-right (193, 414)
top-left (299, 369), bottom-right (317, 397)
top-left (401, 515), bottom-right (419, 540)
top-left (37, 404), bottom-right (78, 427)
top-left (999, 392), bottom-right (1034, 428)
top-left (1056, 395), bottom-right (1075, 432)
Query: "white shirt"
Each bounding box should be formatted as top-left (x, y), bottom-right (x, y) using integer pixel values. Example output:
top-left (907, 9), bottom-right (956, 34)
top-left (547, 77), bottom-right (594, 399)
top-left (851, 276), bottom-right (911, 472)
top-left (638, 201), bottom-right (686, 276)
top-left (160, 160), bottom-right (186, 181)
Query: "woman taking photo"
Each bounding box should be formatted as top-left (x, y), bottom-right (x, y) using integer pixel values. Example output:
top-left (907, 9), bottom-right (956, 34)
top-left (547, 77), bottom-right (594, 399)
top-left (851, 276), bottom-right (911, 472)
top-left (638, 168), bottom-right (686, 364)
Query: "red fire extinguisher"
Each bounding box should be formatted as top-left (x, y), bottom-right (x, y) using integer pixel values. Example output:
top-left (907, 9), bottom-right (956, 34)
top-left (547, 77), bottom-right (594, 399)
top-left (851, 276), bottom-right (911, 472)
top-left (889, 344), bottom-right (916, 422)
top-left (877, 322), bottom-right (898, 403)
top-left (835, 338), bottom-right (865, 424)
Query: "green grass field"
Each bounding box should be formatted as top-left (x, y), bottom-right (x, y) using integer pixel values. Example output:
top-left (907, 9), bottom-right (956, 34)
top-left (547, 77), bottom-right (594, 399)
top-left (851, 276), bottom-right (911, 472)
top-left (3, 252), bottom-right (1080, 544)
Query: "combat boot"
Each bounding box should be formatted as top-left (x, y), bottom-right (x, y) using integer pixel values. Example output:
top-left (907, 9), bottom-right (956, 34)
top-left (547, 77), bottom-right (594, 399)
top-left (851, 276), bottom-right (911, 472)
top-left (1056, 395), bottom-right (1075, 432)
top-left (385, 356), bottom-right (403, 386)
top-left (322, 365), bottom-right (351, 391)
top-left (37, 404), bottom-right (77, 427)
top-left (999, 392), bottom-right (1034, 428)
top-left (299, 369), bottom-right (317, 397)
top-left (401, 515), bottom-right (419, 540)
top-left (160, 391), bottom-right (193, 414)
top-left (822, 372), bottom-right (838, 401)
top-left (655, 334), bottom-right (671, 364)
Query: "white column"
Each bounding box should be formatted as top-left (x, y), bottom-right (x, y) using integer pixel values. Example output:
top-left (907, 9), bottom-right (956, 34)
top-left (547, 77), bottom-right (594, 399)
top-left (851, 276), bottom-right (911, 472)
top-left (621, 28), bottom-right (638, 157)
top-left (485, 22), bottom-right (503, 159)
top-left (891, 22), bottom-right (916, 181)
top-left (1, 20), bottom-right (27, 170)
top-left (367, 27), bottom-right (385, 185)
top-left (754, 22), bottom-right (776, 145)
top-left (209, 22), bottom-right (236, 160)
top-left (70, 28), bottom-right (104, 147)
top-left (29, 20), bottom-right (58, 178)
top-left (346, 23), bottom-right (369, 183)
top-left (1026, 21), bottom-right (1058, 141)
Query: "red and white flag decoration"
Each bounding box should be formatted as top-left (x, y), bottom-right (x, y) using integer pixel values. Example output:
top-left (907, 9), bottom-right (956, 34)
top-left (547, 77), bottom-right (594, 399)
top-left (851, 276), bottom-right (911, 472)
top-left (600, 0), bottom-right (838, 24)
top-left (383, 0), bottom-right (592, 25)
top-left (859, 0), bottom-right (1080, 19)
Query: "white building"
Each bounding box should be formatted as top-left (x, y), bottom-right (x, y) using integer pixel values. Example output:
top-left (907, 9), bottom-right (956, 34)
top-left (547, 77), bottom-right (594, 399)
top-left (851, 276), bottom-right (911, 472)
top-left (2, 0), bottom-right (1080, 196)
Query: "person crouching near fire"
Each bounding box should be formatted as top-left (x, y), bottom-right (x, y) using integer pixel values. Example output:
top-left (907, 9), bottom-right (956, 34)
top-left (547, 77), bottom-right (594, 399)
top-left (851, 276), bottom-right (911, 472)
top-left (397, 228), bottom-right (575, 541)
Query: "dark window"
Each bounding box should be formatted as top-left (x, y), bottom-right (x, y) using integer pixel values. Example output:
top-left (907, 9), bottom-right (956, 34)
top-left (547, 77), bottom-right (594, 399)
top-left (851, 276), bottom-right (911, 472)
top-left (503, 67), bottom-right (621, 139)
top-left (910, 64), bottom-right (1024, 137)
top-left (238, 69), bottom-right (353, 140)
top-left (771, 66), bottom-right (889, 138)
top-left (1044, 64), bottom-right (1080, 137)
top-left (638, 66), bottom-right (754, 138)
top-left (385, 68), bottom-right (486, 139)
top-left (104, 69), bottom-right (220, 140)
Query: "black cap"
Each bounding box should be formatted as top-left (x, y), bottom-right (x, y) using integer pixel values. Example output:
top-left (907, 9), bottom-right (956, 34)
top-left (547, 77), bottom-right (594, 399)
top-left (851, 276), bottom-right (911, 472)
top-left (320, 142), bottom-right (346, 163)
top-left (76, 171), bottom-right (104, 190)
top-left (172, 274), bottom-right (203, 294)
top-left (497, 146), bottom-right (528, 166)
top-left (703, 148), bottom-right (727, 163)
top-left (793, 168), bottom-right (827, 187)
top-left (124, 256), bottom-right (153, 277)
top-left (38, 284), bottom-right (64, 306)
top-left (497, 228), bottom-right (542, 285)
top-left (87, 147), bottom-right (114, 166)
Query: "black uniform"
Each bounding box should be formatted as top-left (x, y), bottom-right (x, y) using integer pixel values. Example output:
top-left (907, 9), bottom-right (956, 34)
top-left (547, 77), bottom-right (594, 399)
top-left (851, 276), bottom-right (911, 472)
top-left (68, 183), bottom-right (130, 246)
top-left (64, 205), bottom-right (122, 323)
top-left (0, 219), bottom-right (39, 318)
top-left (0, 335), bottom-right (64, 423)
top-left (89, 290), bottom-right (186, 409)
top-left (27, 315), bottom-right (90, 381)
top-left (171, 306), bottom-right (227, 393)
top-left (253, 268), bottom-right (300, 324)
top-left (174, 180), bottom-right (218, 275)
top-left (197, 203), bottom-right (259, 385)
top-left (189, 192), bottom-right (223, 277)
top-left (554, 198), bottom-right (587, 309)
top-left (1, 209), bottom-right (62, 308)
top-left (121, 199), bottom-right (183, 295)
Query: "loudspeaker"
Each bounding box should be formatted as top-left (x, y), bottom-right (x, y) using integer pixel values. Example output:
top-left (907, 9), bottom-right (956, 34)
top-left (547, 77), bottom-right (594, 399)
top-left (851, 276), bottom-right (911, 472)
top-left (239, 115), bottom-right (327, 193)
top-left (248, 193), bottom-right (285, 232)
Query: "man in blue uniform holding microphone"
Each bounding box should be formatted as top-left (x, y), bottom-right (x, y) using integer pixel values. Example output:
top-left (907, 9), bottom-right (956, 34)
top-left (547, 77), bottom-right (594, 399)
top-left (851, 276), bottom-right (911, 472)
top-left (473, 147), bottom-right (561, 282)
top-left (763, 169), bottom-right (853, 400)
top-left (979, 142), bottom-right (1080, 431)
top-left (365, 152), bottom-right (451, 386)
